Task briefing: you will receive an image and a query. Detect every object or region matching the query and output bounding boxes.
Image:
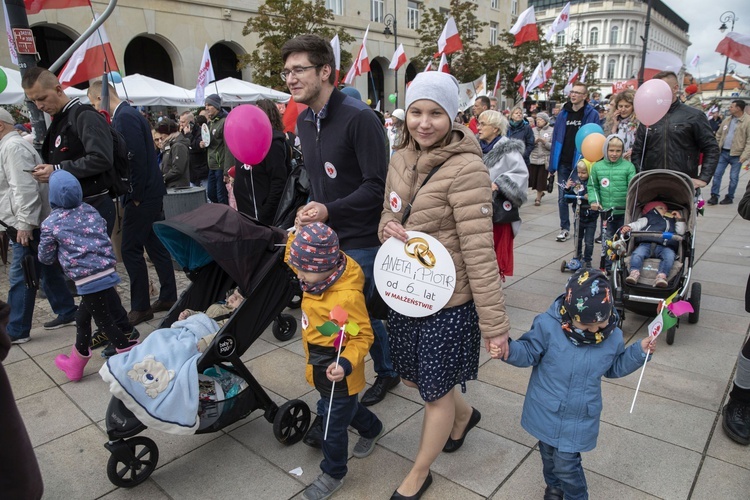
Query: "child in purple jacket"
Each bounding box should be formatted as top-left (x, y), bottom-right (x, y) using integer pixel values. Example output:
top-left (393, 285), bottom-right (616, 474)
top-left (38, 170), bottom-right (137, 381)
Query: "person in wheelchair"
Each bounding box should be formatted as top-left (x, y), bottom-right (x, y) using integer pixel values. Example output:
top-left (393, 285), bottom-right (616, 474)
top-left (622, 201), bottom-right (686, 287)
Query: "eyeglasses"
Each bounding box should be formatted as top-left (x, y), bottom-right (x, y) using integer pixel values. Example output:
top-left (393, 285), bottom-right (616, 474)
top-left (280, 65), bottom-right (322, 82)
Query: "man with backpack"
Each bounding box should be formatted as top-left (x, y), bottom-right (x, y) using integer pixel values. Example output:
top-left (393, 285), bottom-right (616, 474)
top-left (87, 81), bottom-right (177, 327)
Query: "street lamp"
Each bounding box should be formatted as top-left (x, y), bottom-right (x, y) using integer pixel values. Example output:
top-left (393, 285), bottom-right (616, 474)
top-left (383, 4), bottom-right (398, 108)
top-left (718, 11), bottom-right (736, 97)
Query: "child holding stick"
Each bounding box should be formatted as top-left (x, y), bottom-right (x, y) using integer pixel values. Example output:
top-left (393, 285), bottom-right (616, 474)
top-left (286, 222), bottom-right (384, 500)
top-left (491, 269), bottom-right (655, 500)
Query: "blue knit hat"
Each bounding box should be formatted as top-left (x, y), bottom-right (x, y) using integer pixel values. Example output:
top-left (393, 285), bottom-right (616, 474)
top-left (289, 223), bottom-right (340, 272)
top-left (563, 269), bottom-right (613, 324)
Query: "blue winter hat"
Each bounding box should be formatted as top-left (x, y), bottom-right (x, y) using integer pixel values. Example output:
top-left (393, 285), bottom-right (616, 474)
top-left (340, 86), bottom-right (362, 101)
top-left (289, 222), bottom-right (340, 272)
top-left (563, 269), bottom-right (613, 324)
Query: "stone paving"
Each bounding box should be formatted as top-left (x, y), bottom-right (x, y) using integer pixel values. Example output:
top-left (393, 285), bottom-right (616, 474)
top-left (4, 174), bottom-right (750, 499)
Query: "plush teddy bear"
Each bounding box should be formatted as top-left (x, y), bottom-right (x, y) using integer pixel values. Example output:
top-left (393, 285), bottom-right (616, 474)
top-left (127, 355), bottom-right (175, 399)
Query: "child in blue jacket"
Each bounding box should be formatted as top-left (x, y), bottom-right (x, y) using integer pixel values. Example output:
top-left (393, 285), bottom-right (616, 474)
top-left (491, 269), bottom-right (655, 500)
top-left (564, 160), bottom-right (598, 268)
top-left (39, 170), bottom-right (138, 382)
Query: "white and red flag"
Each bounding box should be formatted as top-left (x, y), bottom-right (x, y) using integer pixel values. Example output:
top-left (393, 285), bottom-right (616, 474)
top-left (519, 79), bottom-right (527, 101)
top-left (510, 6), bottom-right (539, 47)
top-left (58, 18), bottom-right (118, 89)
top-left (563, 67), bottom-right (578, 95)
top-left (435, 16), bottom-right (463, 56)
top-left (543, 60), bottom-right (553, 82)
top-left (3, 2), bottom-right (18, 65)
top-left (513, 63), bottom-right (525, 83)
top-left (330, 34), bottom-right (341, 85)
top-left (389, 43), bottom-right (407, 71)
top-left (544, 2), bottom-right (571, 42)
top-left (343, 25), bottom-right (371, 85)
top-left (548, 82), bottom-right (556, 96)
top-left (580, 64), bottom-right (588, 83)
top-left (24, 0), bottom-right (89, 15)
top-left (437, 53), bottom-right (450, 73)
top-left (690, 54), bottom-right (700, 67)
top-left (526, 62), bottom-right (545, 94)
top-left (195, 43), bottom-right (215, 106)
top-left (715, 32), bottom-right (750, 65)
top-left (493, 70), bottom-right (501, 96)
top-left (424, 60), bottom-right (433, 72)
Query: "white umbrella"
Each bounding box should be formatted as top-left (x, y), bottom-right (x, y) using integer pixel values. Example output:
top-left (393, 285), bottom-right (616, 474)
top-left (190, 77), bottom-right (290, 104)
top-left (0, 66), bottom-right (88, 105)
top-left (115, 74), bottom-right (193, 107)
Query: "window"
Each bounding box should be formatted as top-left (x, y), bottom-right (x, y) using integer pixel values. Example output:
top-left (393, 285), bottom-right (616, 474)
top-left (491, 0), bottom-right (498, 9)
top-left (490, 22), bottom-right (498, 46)
top-left (628, 26), bottom-right (635, 44)
top-left (511, 0), bottom-right (517, 15)
top-left (610, 25), bottom-right (618, 45)
top-left (624, 57), bottom-right (632, 78)
top-left (326, 0), bottom-right (343, 16)
top-left (371, 0), bottom-right (383, 22)
top-left (607, 59), bottom-right (616, 79)
top-left (407, 1), bottom-right (419, 30)
top-left (589, 27), bottom-right (599, 46)
top-left (556, 32), bottom-right (566, 47)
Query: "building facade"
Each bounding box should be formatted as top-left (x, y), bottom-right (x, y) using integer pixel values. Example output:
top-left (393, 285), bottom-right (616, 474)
top-left (2, 0), bottom-right (527, 110)
top-left (530, 0), bottom-right (690, 93)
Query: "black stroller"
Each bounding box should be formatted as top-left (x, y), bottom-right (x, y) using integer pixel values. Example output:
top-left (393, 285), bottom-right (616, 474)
top-left (102, 204), bottom-right (310, 487)
top-left (610, 170), bottom-right (702, 344)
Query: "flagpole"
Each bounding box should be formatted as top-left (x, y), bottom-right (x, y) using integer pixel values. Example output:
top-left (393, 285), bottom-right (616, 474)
top-left (369, 71), bottom-right (378, 108)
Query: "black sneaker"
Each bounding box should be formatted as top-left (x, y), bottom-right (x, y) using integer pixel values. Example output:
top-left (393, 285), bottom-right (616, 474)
top-left (722, 399), bottom-right (750, 445)
top-left (101, 328), bottom-right (140, 358)
top-left (303, 414), bottom-right (323, 449)
top-left (719, 197), bottom-right (734, 205)
top-left (707, 194), bottom-right (719, 205)
top-left (595, 235), bottom-right (602, 244)
top-left (44, 314), bottom-right (77, 330)
top-left (90, 329), bottom-right (109, 350)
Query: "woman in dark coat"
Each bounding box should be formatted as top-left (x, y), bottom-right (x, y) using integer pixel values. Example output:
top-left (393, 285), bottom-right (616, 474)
top-left (234, 99), bottom-right (289, 224)
top-left (507, 106), bottom-right (535, 166)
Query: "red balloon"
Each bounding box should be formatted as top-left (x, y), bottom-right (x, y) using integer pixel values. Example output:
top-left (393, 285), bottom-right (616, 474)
top-left (224, 105), bottom-right (272, 165)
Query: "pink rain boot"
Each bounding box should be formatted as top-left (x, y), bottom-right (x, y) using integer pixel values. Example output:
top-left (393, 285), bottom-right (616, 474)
top-left (54, 347), bottom-right (91, 382)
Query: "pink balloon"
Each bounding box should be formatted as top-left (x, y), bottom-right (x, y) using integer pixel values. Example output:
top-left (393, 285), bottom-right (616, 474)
top-left (633, 79), bottom-right (673, 126)
top-left (224, 105), bottom-right (272, 165)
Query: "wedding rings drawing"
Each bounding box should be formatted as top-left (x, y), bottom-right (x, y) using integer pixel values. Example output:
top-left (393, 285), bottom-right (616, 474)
top-left (404, 237), bottom-right (436, 268)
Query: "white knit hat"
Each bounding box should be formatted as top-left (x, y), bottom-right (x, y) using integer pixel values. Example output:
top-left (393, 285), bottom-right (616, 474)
top-left (405, 72), bottom-right (459, 122)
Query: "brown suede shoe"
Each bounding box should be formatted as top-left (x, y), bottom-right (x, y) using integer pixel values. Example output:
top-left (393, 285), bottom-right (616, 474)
top-left (127, 309), bottom-right (154, 326)
top-left (151, 300), bottom-right (176, 313)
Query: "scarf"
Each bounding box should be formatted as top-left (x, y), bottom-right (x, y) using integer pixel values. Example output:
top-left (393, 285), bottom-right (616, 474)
top-left (559, 307), bottom-right (617, 346)
top-left (480, 135), bottom-right (501, 155)
top-left (298, 253), bottom-right (347, 295)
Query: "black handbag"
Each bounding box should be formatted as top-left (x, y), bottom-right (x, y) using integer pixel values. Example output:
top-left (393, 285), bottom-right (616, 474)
top-left (492, 191), bottom-right (520, 224)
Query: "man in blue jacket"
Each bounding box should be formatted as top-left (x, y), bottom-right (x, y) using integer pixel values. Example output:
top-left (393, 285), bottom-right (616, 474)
top-left (281, 34), bottom-right (399, 445)
top-left (548, 82), bottom-right (600, 242)
top-left (88, 82), bottom-right (177, 329)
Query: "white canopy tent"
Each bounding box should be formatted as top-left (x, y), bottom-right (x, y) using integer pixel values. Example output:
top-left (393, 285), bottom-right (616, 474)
top-left (190, 77), bottom-right (290, 104)
top-left (114, 74), bottom-right (194, 107)
top-left (0, 66), bottom-right (88, 105)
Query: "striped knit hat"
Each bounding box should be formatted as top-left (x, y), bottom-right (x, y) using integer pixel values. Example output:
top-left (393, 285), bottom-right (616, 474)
top-left (289, 223), bottom-right (340, 272)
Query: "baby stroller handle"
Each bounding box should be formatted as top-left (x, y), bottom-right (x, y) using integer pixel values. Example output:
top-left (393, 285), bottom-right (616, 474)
top-left (627, 231), bottom-right (683, 243)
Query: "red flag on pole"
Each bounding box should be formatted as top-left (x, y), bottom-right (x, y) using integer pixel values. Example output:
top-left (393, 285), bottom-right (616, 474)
top-left (435, 16), bottom-right (463, 56)
top-left (437, 53), bottom-right (450, 74)
top-left (715, 32), bottom-right (750, 65)
top-left (343, 26), bottom-right (371, 85)
top-left (330, 35), bottom-right (341, 86)
top-left (510, 6), bottom-right (539, 47)
top-left (493, 70), bottom-right (501, 96)
top-left (58, 19), bottom-right (118, 89)
top-left (389, 43), bottom-right (407, 71)
top-left (24, 0), bottom-right (90, 14)
top-left (283, 96), bottom-right (306, 134)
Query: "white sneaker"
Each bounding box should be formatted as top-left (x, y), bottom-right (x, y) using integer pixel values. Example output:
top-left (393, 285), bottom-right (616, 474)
top-left (556, 230), bottom-right (570, 242)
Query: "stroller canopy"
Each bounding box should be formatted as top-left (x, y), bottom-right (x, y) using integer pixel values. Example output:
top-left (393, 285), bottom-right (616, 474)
top-left (154, 204), bottom-right (288, 294)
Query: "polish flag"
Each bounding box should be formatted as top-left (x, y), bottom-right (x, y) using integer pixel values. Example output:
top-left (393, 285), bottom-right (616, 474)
top-left (437, 53), bottom-right (450, 73)
top-left (330, 35), bottom-right (341, 85)
top-left (343, 26), bottom-right (371, 85)
top-left (544, 2), bottom-right (571, 42)
top-left (519, 79), bottom-right (527, 101)
top-left (493, 70), bottom-right (501, 96)
top-left (526, 62), bottom-right (545, 94)
top-left (24, 0), bottom-right (90, 15)
top-left (3, 3), bottom-right (17, 65)
top-left (548, 82), bottom-right (556, 96)
top-left (580, 64), bottom-right (588, 83)
top-left (642, 51), bottom-right (683, 80)
top-left (690, 54), bottom-right (700, 67)
top-left (435, 16), bottom-right (463, 56)
top-left (195, 44), bottom-right (215, 106)
top-left (389, 43), bottom-right (407, 71)
top-left (716, 32), bottom-right (750, 65)
top-left (510, 6), bottom-right (539, 47)
top-left (282, 96), bottom-right (307, 134)
top-left (563, 67), bottom-right (578, 95)
top-left (513, 63), bottom-right (525, 83)
top-left (424, 60), bottom-right (432, 72)
top-left (58, 19), bottom-right (119, 89)
top-left (543, 60), bottom-right (553, 82)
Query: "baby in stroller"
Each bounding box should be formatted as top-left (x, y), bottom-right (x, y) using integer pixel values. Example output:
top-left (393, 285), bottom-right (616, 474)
top-left (622, 201), bottom-right (686, 287)
top-left (178, 287), bottom-right (245, 352)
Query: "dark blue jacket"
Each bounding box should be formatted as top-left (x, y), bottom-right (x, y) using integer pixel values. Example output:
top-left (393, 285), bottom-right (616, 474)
top-left (111, 102), bottom-right (166, 203)
top-left (297, 88), bottom-right (387, 251)
top-left (507, 120), bottom-right (535, 165)
top-left (549, 102), bottom-right (600, 173)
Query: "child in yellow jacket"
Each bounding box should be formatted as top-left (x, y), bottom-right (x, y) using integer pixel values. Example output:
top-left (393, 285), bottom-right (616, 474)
top-left (286, 222), bottom-right (384, 500)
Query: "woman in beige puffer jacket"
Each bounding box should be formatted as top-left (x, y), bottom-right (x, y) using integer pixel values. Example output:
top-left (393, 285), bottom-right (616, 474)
top-left (378, 72), bottom-right (510, 498)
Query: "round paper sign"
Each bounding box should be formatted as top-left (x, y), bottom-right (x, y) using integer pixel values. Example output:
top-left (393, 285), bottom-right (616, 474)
top-left (374, 231), bottom-right (456, 318)
top-left (201, 123), bottom-right (211, 147)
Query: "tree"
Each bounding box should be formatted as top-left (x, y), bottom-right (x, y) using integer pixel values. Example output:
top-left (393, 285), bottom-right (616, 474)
top-left (549, 41), bottom-right (600, 102)
top-left (240, 0), bottom-right (354, 90)
top-left (413, 0), bottom-right (488, 82)
top-left (482, 28), bottom-right (554, 104)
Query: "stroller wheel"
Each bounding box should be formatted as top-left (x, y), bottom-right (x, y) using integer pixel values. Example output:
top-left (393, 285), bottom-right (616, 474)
top-left (688, 282), bottom-right (701, 324)
top-left (272, 313), bottom-right (297, 342)
top-left (666, 326), bottom-right (676, 345)
top-left (273, 399), bottom-right (311, 445)
top-left (106, 437), bottom-right (159, 488)
top-left (561, 260), bottom-right (567, 273)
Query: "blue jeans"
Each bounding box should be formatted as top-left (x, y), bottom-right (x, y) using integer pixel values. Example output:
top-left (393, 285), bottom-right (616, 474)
top-left (711, 150), bottom-right (742, 201)
top-left (576, 215), bottom-right (597, 263)
top-left (206, 169), bottom-right (228, 205)
top-left (7, 237), bottom-right (77, 340)
top-left (539, 441), bottom-right (588, 500)
top-left (629, 243), bottom-right (676, 276)
top-left (320, 393), bottom-right (381, 479)
top-left (557, 164), bottom-right (574, 231)
top-left (346, 246), bottom-right (398, 378)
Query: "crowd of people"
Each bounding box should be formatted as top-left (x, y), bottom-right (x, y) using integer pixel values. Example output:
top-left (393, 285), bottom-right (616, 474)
top-left (1, 33), bottom-right (750, 500)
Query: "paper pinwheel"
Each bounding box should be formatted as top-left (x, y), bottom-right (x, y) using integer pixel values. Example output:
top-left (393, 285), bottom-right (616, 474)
top-left (316, 305), bottom-right (361, 349)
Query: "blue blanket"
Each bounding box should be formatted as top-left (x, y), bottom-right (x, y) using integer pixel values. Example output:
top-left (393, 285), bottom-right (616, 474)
top-left (99, 314), bottom-right (219, 435)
